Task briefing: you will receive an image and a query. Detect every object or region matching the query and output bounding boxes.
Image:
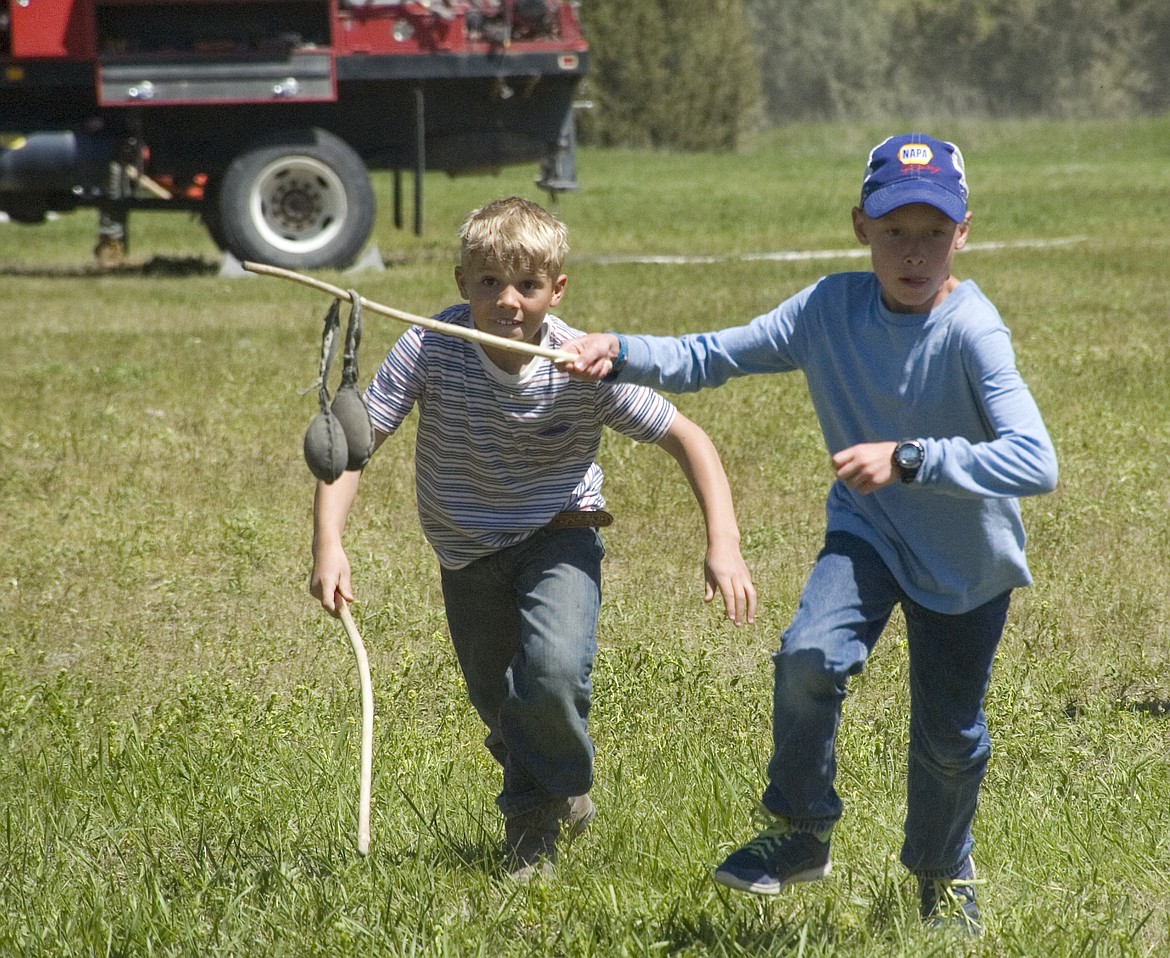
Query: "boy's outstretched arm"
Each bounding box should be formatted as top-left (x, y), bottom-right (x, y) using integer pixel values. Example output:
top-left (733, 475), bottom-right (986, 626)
top-left (310, 432), bottom-right (386, 616)
top-left (559, 332), bottom-right (621, 381)
top-left (656, 412), bottom-right (756, 626)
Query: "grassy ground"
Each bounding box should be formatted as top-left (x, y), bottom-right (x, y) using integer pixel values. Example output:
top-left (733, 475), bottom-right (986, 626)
top-left (1, 118), bottom-right (1168, 956)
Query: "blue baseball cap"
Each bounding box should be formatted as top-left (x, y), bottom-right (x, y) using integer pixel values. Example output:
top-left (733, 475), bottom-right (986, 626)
top-left (860, 134), bottom-right (968, 222)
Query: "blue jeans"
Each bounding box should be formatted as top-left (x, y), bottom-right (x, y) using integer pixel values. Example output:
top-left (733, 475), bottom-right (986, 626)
top-left (762, 531), bottom-right (1010, 879)
top-left (440, 527), bottom-right (603, 818)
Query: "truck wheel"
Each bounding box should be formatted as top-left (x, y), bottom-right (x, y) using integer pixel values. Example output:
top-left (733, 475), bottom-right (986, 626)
top-left (218, 129), bottom-right (376, 270)
top-left (199, 174), bottom-right (230, 251)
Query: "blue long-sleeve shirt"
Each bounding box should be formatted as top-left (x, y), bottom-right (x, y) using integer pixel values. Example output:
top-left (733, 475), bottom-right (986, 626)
top-left (619, 272), bottom-right (1058, 614)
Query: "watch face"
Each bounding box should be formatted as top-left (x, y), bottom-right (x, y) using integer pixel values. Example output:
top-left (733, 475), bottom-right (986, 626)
top-left (897, 443), bottom-right (923, 468)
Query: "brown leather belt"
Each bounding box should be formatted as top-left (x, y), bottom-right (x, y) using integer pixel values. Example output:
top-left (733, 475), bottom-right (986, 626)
top-left (546, 510), bottom-right (614, 530)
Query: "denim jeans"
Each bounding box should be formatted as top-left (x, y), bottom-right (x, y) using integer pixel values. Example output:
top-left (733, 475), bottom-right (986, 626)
top-left (762, 531), bottom-right (1011, 879)
top-left (440, 526), bottom-right (603, 818)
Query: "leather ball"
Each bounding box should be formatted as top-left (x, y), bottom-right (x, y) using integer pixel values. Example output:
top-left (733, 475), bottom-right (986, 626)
top-left (330, 384), bottom-right (374, 471)
top-left (303, 411), bottom-right (349, 483)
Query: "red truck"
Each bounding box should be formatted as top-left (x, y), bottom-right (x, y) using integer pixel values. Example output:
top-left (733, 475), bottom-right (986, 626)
top-left (0, 0), bottom-right (588, 267)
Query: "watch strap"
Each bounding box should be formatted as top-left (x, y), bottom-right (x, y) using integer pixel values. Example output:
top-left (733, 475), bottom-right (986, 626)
top-left (603, 333), bottom-right (627, 381)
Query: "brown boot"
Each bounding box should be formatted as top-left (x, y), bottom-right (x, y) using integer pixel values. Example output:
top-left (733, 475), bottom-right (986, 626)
top-left (94, 237), bottom-right (125, 268)
top-left (505, 794), bottom-right (595, 880)
top-left (565, 793), bottom-right (595, 837)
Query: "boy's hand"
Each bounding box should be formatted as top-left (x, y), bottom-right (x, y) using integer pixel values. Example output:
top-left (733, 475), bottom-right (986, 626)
top-left (832, 441), bottom-right (899, 494)
top-left (704, 539), bottom-right (757, 626)
top-left (557, 333), bottom-right (620, 380)
top-left (310, 541), bottom-right (354, 617)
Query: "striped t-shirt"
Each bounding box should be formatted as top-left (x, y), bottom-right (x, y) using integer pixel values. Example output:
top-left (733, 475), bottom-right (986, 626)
top-left (365, 304), bottom-right (677, 569)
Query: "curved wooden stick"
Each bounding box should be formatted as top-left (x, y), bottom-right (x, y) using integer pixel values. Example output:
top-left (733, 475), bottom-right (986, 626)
top-left (337, 598), bottom-right (373, 856)
top-left (242, 260), bottom-right (575, 364)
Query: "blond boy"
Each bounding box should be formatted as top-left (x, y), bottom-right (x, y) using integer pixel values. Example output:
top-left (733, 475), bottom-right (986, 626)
top-left (311, 196), bottom-right (755, 878)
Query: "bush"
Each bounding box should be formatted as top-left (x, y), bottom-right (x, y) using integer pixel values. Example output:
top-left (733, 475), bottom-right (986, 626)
top-left (577, 0), bottom-right (761, 151)
top-left (578, 0), bottom-right (1170, 145)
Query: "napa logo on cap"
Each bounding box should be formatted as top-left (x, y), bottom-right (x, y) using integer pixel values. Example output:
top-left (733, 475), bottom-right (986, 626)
top-left (897, 143), bottom-right (934, 167)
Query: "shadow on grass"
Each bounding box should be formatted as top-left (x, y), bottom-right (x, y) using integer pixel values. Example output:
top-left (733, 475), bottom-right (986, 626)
top-left (0, 255), bottom-right (221, 278)
top-left (431, 839), bottom-right (509, 877)
top-left (0, 248), bottom-right (443, 279)
top-left (1120, 697), bottom-right (1170, 718)
top-left (658, 896), bottom-right (849, 955)
top-left (1063, 696), bottom-right (1170, 720)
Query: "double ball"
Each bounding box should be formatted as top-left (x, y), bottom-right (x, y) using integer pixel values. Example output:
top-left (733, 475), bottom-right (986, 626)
top-left (304, 294), bottom-right (375, 483)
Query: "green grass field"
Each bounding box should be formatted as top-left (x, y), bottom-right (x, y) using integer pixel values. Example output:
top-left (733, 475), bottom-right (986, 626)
top-left (2, 118), bottom-right (1168, 956)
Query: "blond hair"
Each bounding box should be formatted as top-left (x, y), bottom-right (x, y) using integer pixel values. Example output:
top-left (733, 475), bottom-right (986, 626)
top-left (458, 196), bottom-right (569, 276)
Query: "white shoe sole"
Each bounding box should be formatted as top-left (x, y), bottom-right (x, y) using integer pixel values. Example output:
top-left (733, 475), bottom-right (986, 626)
top-left (713, 860), bottom-right (831, 895)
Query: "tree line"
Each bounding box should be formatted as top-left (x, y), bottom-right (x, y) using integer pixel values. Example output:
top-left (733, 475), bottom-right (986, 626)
top-left (576, 0), bottom-right (1170, 149)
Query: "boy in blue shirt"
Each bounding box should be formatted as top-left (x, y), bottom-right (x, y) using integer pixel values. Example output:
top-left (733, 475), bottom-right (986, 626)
top-left (561, 135), bottom-right (1058, 932)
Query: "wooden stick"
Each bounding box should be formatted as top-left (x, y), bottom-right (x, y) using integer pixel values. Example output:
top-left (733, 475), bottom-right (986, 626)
top-left (126, 166), bottom-right (173, 200)
top-left (337, 598), bottom-right (373, 857)
top-left (242, 260), bottom-right (576, 364)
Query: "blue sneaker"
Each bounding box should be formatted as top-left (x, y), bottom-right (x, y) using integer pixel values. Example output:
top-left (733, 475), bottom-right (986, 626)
top-left (919, 855), bottom-right (983, 935)
top-left (713, 816), bottom-right (831, 895)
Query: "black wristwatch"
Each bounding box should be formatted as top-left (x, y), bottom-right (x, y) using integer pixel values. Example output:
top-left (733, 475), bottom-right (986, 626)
top-left (892, 439), bottom-right (925, 484)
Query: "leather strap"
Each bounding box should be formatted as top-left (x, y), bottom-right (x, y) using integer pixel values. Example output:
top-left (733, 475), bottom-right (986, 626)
top-left (546, 510), bottom-right (614, 530)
